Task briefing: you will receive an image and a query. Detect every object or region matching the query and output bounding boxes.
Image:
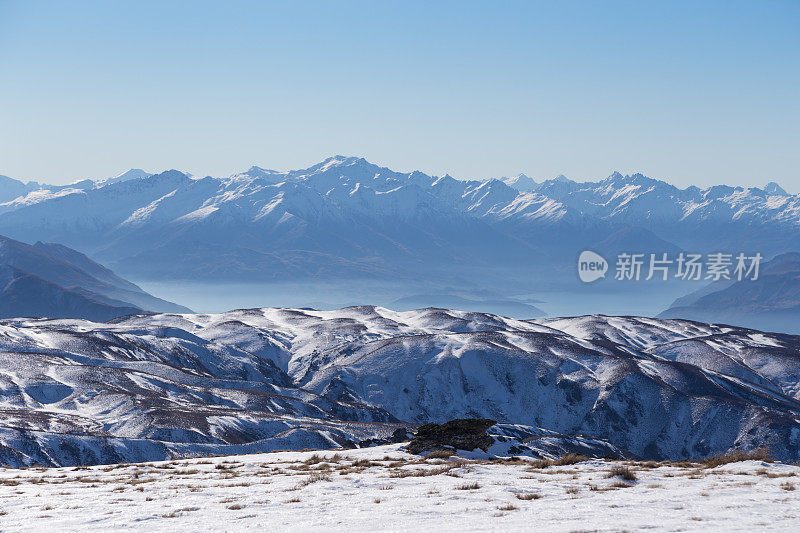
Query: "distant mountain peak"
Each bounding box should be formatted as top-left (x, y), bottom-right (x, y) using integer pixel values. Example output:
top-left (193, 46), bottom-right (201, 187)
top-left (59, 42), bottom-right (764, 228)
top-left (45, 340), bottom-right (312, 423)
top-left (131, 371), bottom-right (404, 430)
top-left (601, 171), bottom-right (669, 189)
top-left (536, 174), bottom-right (574, 187)
top-left (157, 169), bottom-right (190, 179)
top-left (247, 165), bottom-right (280, 174)
top-left (605, 171), bottom-right (647, 182)
top-left (117, 168), bottom-right (150, 179)
top-left (100, 168), bottom-right (153, 186)
top-left (607, 171), bottom-right (624, 181)
top-left (324, 154), bottom-right (357, 163)
top-left (0, 174), bottom-right (40, 203)
top-left (319, 155), bottom-right (367, 169)
top-left (764, 181), bottom-right (789, 196)
top-left (291, 155), bottom-right (375, 177)
top-left (500, 173), bottom-right (537, 192)
top-left (231, 166), bottom-right (284, 181)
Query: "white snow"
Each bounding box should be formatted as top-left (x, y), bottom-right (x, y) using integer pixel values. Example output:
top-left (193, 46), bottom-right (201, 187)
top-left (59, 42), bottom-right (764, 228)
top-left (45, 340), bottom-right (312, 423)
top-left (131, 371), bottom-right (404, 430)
top-left (3, 308), bottom-right (799, 465)
top-left (1, 445), bottom-right (798, 531)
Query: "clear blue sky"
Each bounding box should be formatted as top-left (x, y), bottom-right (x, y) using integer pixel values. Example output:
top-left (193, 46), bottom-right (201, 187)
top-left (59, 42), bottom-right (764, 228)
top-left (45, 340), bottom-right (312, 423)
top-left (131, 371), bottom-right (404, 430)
top-left (0, 0), bottom-right (798, 189)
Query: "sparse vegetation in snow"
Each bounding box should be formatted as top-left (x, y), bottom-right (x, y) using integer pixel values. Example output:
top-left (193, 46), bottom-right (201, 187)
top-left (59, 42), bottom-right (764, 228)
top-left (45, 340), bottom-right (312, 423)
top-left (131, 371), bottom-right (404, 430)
top-left (0, 444), bottom-right (799, 531)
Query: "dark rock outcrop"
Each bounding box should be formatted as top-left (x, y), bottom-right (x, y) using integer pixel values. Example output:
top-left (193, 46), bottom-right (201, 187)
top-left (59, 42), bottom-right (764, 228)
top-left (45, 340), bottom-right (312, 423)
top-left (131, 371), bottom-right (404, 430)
top-left (406, 418), bottom-right (496, 454)
top-left (356, 427), bottom-right (415, 448)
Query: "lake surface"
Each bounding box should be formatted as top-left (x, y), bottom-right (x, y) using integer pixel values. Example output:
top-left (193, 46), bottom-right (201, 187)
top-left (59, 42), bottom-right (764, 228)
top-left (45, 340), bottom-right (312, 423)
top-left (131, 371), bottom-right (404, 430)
top-left (137, 278), bottom-right (703, 319)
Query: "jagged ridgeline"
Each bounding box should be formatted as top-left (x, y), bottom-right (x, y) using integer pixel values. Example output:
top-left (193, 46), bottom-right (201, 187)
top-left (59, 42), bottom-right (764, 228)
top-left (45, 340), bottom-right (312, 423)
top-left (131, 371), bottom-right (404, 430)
top-left (1, 306), bottom-right (799, 466)
top-left (0, 157), bottom-right (798, 287)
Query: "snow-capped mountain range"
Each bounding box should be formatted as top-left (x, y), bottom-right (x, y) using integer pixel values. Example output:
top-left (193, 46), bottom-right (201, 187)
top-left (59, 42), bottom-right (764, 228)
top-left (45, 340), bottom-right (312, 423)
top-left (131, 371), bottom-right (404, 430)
top-left (2, 306), bottom-right (800, 467)
top-left (0, 157), bottom-right (796, 289)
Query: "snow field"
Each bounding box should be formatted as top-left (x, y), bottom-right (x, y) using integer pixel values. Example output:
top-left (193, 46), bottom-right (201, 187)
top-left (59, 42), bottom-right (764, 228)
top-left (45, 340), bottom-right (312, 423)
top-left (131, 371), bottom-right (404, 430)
top-left (1, 444), bottom-right (799, 532)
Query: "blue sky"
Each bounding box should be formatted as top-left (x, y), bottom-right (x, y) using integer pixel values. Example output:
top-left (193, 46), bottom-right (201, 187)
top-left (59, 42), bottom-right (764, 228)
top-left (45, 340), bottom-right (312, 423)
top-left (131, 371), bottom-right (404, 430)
top-left (0, 0), bottom-right (798, 189)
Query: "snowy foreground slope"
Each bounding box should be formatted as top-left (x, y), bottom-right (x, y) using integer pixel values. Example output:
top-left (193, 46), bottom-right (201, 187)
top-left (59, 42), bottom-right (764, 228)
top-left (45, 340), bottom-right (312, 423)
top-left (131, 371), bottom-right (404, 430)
top-left (2, 306), bottom-right (800, 465)
top-left (1, 445), bottom-right (800, 532)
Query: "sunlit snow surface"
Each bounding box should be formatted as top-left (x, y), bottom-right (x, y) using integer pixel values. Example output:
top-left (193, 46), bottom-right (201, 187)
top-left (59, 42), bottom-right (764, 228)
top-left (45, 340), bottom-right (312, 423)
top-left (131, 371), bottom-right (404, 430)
top-left (1, 445), bottom-right (799, 532)
top-left (1, 307), bottom-right (800, 466)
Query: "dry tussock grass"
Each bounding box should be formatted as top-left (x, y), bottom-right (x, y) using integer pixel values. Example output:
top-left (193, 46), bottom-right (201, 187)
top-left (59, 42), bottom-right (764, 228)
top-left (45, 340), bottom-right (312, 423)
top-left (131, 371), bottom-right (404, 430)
top-left (606, 465), bottom-right (637, 481)
top-left (294, 472), bottom-right (331, 488)
top-left (527, 454), bottom-right (588, 470)
top-left (703, 449), bottom-right (772, 468)
top-left (608, 480), bottom-right (633, 489)
top-left (351, 459), bottom-right (377, 468)
top-left (426, 449), bottom-right (456, 459)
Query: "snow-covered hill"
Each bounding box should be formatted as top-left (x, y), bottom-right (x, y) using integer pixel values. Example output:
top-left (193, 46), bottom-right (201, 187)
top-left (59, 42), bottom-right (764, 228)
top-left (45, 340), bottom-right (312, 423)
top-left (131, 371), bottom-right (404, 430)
top-left (2, 306), bottom-right (800, 466)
